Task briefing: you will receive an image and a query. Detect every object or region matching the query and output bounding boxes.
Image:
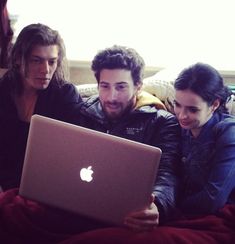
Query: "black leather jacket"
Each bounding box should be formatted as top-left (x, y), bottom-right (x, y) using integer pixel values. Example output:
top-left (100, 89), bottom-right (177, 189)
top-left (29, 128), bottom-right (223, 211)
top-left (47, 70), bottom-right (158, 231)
top-left (79, 95), bottom-right (181, 224)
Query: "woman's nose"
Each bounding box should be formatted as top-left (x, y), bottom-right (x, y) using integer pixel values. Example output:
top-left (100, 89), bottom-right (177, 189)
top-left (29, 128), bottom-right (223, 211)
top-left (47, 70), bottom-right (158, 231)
top-left (179, 110), bottom-right (188, 119)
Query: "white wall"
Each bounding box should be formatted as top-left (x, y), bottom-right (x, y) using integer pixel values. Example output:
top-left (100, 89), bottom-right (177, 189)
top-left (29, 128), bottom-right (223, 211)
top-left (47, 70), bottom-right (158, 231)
top-left (68, 61), bottom-right (235, 86)
top-left (7, 0), bottom-right (235, 71)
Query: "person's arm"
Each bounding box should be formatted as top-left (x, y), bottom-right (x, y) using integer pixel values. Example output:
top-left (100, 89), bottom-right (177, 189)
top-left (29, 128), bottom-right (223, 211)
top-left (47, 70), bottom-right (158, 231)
top-left (56, 83), bottom-right (83, 124)
top-left (181, 120), bottom-right (235, 214)
top-left (124, 111), bottom-right (181, 231)
top-left (152, 111), bottom-right (181, 224)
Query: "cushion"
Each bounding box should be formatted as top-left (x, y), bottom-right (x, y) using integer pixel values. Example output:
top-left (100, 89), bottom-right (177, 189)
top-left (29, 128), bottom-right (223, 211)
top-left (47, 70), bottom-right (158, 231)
top-left (142, 67), bottom-right (183, 101)
top-left (142, 68), bottom-right (182, 112)
top-left (76, 83), bottom-right (98, 97)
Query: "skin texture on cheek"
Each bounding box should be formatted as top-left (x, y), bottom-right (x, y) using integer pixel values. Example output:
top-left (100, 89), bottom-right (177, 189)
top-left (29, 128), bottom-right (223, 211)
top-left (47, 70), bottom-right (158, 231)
top-left (21, 45), bottom-right (59, 92)
top-left (98, 69), bottom-right (140, 121)
top-left (174, 89), bottom-right (216, 137)
top-left (102, 93), bottom-right (136, 120)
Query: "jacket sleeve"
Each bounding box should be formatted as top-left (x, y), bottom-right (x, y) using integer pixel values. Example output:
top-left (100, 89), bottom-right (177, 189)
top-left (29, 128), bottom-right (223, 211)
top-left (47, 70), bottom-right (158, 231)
top-left (55, 83), bottom-right (83, 124)
top-left (180, 119), bottom-right (235, 214)
top-left (150, 110), bottom-right (181, 224)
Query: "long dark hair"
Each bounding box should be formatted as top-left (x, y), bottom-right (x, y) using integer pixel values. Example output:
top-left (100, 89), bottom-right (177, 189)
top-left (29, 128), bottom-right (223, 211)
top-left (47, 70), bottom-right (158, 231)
top-left (6, 23), bottom-right (68, 93)
top-left (174, 62), bottom-right (232, 113)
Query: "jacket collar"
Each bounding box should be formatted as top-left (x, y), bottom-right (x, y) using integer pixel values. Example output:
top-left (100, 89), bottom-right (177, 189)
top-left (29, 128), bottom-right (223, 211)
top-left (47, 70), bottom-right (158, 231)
top-left (80, 91), bottom-right (164, 123)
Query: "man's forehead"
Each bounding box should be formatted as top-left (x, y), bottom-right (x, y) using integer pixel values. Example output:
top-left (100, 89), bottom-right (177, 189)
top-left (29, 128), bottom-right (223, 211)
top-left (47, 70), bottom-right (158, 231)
top-left (99, 80), bottom-right (128, 84)
top-left (99, 69), bottom-right (133, 84)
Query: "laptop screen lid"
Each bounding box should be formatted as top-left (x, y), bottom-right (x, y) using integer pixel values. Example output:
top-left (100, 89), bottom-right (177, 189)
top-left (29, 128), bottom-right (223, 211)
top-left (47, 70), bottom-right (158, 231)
top-left (19, 114), bottom-right (162, 226)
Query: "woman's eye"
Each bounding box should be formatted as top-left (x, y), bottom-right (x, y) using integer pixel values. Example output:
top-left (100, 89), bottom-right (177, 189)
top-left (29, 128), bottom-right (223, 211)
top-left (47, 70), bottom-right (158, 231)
top-left (189, 108), bottom-right (199, 113)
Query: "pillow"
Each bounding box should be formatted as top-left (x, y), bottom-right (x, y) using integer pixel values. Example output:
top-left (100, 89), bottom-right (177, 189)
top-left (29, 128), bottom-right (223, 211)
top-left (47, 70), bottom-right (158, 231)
top-left (142, 68), bottom-right (181, 109)
top-left (143, 77), bottom-right (175, 102)
top-left (76, 83), bottom-right (98, 97)
top-left (146, 67), bottom-right (181, 85)
top-left (142, 67), bottom-right (185, 113)
top-left (226, 94), bottom-right (235, 115)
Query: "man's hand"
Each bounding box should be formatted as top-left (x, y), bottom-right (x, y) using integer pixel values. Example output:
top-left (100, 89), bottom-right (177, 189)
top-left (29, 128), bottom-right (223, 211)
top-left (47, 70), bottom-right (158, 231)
top-left (124, 194), bottom-right (159, 232)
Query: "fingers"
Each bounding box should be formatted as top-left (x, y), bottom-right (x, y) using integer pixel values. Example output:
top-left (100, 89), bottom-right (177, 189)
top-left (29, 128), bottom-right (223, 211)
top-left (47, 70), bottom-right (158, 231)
top-left (127, 209), bottom-right (158, 220)
top-left (150, 193), bottom-right (155, 203)
top-left (124, 215), bottom-right (158, 232)
top-left (127, 202), bottom-right (158, 218)
top-left (124, 203), bottom-right (159, 232)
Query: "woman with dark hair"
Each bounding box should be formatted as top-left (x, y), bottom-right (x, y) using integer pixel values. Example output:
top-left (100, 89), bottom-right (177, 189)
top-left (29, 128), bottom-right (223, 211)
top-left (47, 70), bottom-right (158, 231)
top-left (173, 62), bottom-right (235, 215)
top-left (0, 23), bottom-right (82, 191)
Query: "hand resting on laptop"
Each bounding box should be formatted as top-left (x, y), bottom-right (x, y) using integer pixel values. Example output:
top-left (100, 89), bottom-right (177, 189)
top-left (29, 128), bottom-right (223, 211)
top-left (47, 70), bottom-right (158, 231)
top-left (124, 194), bottom-right (159, 232)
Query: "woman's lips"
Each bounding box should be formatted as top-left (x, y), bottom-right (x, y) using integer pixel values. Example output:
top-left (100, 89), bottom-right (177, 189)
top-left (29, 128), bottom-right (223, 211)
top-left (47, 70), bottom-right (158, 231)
top-left (179, 120), bottom-right (191, 126)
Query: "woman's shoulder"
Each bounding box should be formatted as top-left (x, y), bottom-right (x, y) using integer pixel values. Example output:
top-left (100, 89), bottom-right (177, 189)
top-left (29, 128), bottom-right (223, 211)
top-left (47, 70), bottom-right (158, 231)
top-left (213, 113), bottom-right (235, 139)
top-left (216, 113), bottom-right (235, 127)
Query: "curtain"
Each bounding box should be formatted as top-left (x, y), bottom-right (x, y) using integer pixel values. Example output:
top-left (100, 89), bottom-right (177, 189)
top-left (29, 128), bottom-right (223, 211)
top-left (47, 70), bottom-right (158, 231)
top-left (0, 0), bottom-right (13, 68)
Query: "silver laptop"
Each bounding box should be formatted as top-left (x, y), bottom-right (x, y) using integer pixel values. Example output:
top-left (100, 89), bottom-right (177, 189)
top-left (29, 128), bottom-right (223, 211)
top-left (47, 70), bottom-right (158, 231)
top-left (19, 114), bottom-right (162, 226)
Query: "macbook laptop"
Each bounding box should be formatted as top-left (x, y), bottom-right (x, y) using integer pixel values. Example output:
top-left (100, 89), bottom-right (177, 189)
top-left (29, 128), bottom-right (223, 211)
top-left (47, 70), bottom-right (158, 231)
top-left (19, 114), bottom-right (162, 226)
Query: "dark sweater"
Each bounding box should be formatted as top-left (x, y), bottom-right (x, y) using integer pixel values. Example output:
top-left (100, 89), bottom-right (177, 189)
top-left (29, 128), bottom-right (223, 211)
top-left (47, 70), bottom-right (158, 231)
top-left (0, 77), bottom-right (82, 190)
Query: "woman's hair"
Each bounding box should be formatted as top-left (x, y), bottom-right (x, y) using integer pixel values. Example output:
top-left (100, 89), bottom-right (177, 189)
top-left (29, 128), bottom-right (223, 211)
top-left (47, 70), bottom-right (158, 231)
top-left (174, 62), bottom-right (232, 113)
top-left (91, 45), bottom-right (145, 86)
top-left (7, 23), bottom-right (68, 91)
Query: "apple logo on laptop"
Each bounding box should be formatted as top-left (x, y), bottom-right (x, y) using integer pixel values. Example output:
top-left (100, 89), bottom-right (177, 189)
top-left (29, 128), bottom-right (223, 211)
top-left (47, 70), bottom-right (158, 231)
top-left (80, 166), bottom-right (93, 182)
